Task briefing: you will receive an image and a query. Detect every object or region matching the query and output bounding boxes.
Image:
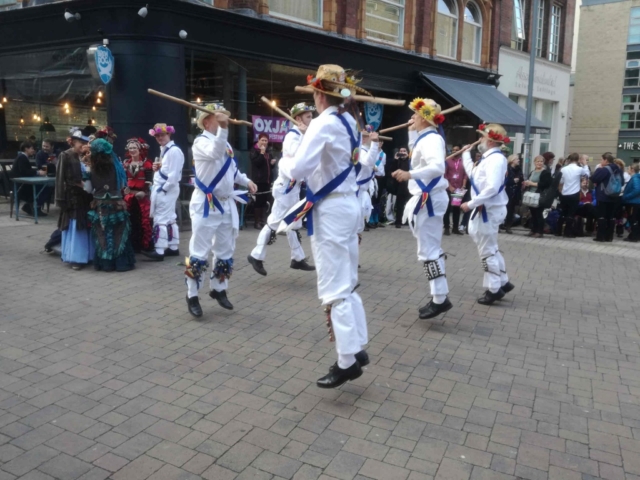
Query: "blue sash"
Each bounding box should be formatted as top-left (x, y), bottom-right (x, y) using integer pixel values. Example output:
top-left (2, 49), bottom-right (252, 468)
top-left (469, 156), bottom-right (506, 223)
top-left (193, 154), bottom-right (233, 218)
top-left (284, 179), bottom-right (297, 194)
top-left (156, 144), bottom-right (176, 193)
top-left (410, 131), bottom-right (442, 218)
top-left (375, 152), bottom-right (384, 168)
top-left (282, 112), bottom-right (361, 235)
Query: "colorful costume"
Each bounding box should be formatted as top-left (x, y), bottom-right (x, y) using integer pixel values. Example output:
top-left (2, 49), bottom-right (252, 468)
top-left (123, 138), bottom-right (153, 252)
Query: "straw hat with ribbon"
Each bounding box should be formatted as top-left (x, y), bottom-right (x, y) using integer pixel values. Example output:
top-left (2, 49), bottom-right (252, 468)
top-left (303, 65), bottom-right (372, 99)
top-left (149, 123), bottom-right (175, 137)
top-left (408, 98), bottom-right (445, 128)
top-left (477, 123), bottom-right (510, 144)
top-left (196, 103), bottom-right (231, 131)
top-left (290, 102), bottom-right (315, 118)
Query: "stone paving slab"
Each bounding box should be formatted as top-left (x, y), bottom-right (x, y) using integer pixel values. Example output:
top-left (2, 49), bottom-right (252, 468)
top-left (1, 201), bottom-right (640, 480)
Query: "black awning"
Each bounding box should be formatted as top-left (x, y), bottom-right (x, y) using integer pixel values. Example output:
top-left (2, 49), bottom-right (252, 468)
top-left (421, 73), bottom-right (550, 134)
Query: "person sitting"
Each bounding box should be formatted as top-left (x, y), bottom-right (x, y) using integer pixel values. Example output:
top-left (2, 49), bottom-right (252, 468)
top-left (622, 162), bottom-right (640, 242)
top-left (12, 141), bottom-right (48, 217)
top-left (576, 177), bottom-right (595, 236)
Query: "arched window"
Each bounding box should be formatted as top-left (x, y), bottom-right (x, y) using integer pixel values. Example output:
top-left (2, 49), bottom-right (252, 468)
top-left (436, 0), bottom-right (458, 58)
top-left (462, 2), bottom-right (482, 63)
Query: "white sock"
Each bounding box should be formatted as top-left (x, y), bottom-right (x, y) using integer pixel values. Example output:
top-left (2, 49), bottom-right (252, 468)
top-left (155, 247), bottom-right (164, 255)
top-left (432, 295), bottom-right (446, 304)
top-left (338, 354), bottom-right (356, 369)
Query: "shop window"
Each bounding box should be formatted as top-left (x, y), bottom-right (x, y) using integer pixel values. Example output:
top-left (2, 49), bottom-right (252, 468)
top-left (365, 0), bottom-right (405, 45)
top-left (268, 0), bottom-right (322, 26)
top-left (625, 60), bottom-right (640, 87)
top-left (535, 100), bottom-right (554, 155)
top-left (511, 0), bottom-right (525, 50)
top-left (462, 2), bottom-right (482, 64)
top-left (629, 7), bottom-right (640, 44)
top-left (436, 0), bottom-right (458, 59)
top-left (621, 94), bottom-right (640, 129)
top-left (536, 0), bottom-right (545, 57)
top-left (548, 5), bottom-right (561, 62)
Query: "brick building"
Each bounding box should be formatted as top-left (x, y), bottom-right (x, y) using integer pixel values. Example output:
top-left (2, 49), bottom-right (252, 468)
top-left (0, 0), bottom-right (573, 161)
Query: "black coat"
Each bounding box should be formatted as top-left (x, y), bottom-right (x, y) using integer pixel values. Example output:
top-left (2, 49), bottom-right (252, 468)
top-left (11, 153), bottom-right (37, 203)
top-left (387, 154), bottom-right (410, 197)
top-left (505, 165), bottom-right (524, 202)
top-left (250, 147), bottom-right (273, 184)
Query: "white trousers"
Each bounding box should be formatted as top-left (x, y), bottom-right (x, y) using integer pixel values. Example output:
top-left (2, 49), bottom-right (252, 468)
top-left (468, 205), bottom-right (509, 293)
top-left (386, 194), bottom-right (396, 222)
top-left (186, 200), bottom-right (235, 298)
top-left (151, 189), bottom-right (179, 252)
top-left (311, 194), bottom-right (367, 368)
top-left (251, 185), bottom-right (305, 262)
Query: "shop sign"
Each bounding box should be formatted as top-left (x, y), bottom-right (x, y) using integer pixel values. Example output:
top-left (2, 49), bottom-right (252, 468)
top-left (364, 102), bottom-right (384, 131)
top-left (252, 115), bottom-right (291, 143)
top-left (619, 141), bottom-right (640, 151)
top-left (87, 45), bottom-right (115, 85)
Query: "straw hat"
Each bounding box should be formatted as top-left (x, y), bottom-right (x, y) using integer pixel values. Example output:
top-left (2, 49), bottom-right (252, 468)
top-left (290, 102), bottom-right (315, 118)
top-left (408, 98), bottom-right (445, 128)
top-left (70, 129), bottom-right (90, 143)
top-left (149, 123), bottom-right (175, 137)
top-left (477, 123), bottom-right (510, 144)
top-left (196, 103), bottom-right (231, 130)
top-left (302, 64), bottom-right (372, 99)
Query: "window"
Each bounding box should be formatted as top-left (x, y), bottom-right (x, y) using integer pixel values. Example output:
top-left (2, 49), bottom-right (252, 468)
top-left (365, 0), bottom-right (406, 45)
top-left (436, 0), bottom-right (458, 58)
top-left (629, 7), bottom-right (640, 44)
top-left (511, 0), bottom-right (525, 50)
top-left (625, 60), bottom-right (640, 87)
top-left (462, 2), bottom-right (482, 63)
top-left (536, 0), bottom-right (545, 57)
top-left (269, 0), bottom-right (322, 26)
top-left (509, 94), bottom-right (520, 103)
top-left (535, 100), bottom-right (554, 155)
top-left (621, 95), bottom-right (640, 129)
top-left (548, 5), bottom-right (561, 61)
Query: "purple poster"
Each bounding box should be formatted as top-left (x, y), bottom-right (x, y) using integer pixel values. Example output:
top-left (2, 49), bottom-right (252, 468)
top-left (252, 115), bottom-right (291, 143)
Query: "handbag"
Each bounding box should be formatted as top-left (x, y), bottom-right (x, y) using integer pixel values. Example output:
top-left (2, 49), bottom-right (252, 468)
top-left (522, 191), bottom-right (540, 207)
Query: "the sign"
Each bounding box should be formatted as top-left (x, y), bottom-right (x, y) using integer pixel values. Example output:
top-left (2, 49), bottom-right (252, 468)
top-left (619, 141), bottom-right (640, 151)
top-left (252, 115), bottom-right (290, 143)
top-left (87, 45), bottom-right (115, 85)
top-left (364, 102), bottom-right (384, 131)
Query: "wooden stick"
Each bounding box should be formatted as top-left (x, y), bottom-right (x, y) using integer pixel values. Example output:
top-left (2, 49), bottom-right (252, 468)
top-left (294, 86), bottom-right (405, 106)
top-left (148, 89), bottom-right (252, 126)
top-left (379, 104), bottom-right (463, 134)
top-left (260, 96), bottom-right (300, 126)
top-left (446, 139), bottom-right (481, 160)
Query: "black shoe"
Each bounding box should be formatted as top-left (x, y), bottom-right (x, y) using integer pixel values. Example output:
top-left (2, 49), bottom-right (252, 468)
top-left (165, 249), bottom-right (180, 257)
top-left (501, 282), bottom-right (515, 294)
top-left (444, 227), bottom-right (451, 236)
top-left (316, 362), bottom-right (362, 389)
top-left (141, 251), bottom-right (165, 261)
top-left (355, 350), bottom-right (370, 367)
top-left (477, 289), bottom-right (505, 305)
top-left (248, 255), bottom-right (267, 276)
top-left (44, 244), bottom-right (54, 253)
top-left (290, 259), bottom-right (315, 271)
top-left (504, 228), bottom-right (513, 234)
top-left (419, 297), bottom-right (453, 319)
top-left (368, 222), bottom-right (378, 229)
top-left (395, 225), bottom-right (402, 229)
top-left (209, 289), bottom-right (233, 310)
top-left (364, 224), bottom-right (370, 232)
top-left (186, 295), bottom-right (203, 317)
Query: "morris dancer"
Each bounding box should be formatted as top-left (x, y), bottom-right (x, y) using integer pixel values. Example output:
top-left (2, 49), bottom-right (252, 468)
top-left (460, 123), bottom-right (515, 305)
top-left (143, 124), bottom-right (184, 261)
top-left (357, 126), bottom-right (379, 233)
top-left (248, 102), bottom-right (316, 276)
top-left (369, 143), bottom-right (386, 228)
top-left (392, 98), bottom-right (451, 319)
top-left (279, 65), bottom-right (371, 388)
top-left (185, 104), bottom-right (257, 317)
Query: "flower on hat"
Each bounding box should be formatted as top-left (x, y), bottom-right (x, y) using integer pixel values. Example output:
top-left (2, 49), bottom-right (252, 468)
top-left (307, 75), bottom-right (323, 90)
top-left (433, 114), bottom-right (445, 125)
top-left (479, 123), bottom-right (510, 144)
top-left (149, 124), bottom-right (175, 136)
top-left (409, 98), bottom-right (444, 125)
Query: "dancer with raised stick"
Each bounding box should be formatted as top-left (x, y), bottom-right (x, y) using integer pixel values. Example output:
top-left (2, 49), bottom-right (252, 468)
top-left (247, 101), bottom-right (316, 276)
top-left (185, 103), bottom-right (257, 317)
top-left (278, 65), bottom-right (382, 388)
top-left (460, 123), bottom-right (515, 305)
top-left (391, 98), bottom-right (452, 320)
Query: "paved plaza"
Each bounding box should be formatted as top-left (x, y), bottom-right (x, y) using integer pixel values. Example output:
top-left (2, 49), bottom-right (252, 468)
top-left (1, 202), bottom-right (640, 480)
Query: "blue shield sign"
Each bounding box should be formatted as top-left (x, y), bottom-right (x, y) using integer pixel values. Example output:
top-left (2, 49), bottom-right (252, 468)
top-left (95, 46), bottom-right (114, 85)
top-left (364, 102), bottom-right (384, 131)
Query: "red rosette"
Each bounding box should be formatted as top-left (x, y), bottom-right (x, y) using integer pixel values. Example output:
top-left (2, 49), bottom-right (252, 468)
top-left (503, 137), bottom-right (511, 145)
top-left (414, 100), bottom-right (425, 110)
top-left (478, 123), bottom-right (487, 131)
top-left (433, 114), bottom-right (445, 125)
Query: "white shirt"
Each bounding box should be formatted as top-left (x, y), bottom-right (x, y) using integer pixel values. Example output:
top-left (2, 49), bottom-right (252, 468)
top-left (358, 142), bottom-right (380, 191)
top-left (153, 141), bottom-right (184, 194)
top-left (277, 127), bottom-right (303, 183)
top-left (407, 127), bottom-right (448, 197)
top-left (374, 151), bottom-right (386, 177)
top-left (462, 147), bottom-right (508, 209)
top-left (560, 163), bottom-right (590, 195)
top-left (191, 129), bottom-right (250, 204)
top-left (281, 106), bottom-right (359, 195)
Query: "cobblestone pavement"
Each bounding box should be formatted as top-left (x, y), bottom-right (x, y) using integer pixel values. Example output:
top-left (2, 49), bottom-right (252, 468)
top-left (2, 202), bottom-right (640, 480)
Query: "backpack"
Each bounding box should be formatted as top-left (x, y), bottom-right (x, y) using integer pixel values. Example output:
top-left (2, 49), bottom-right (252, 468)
top-left (603, 166), bottom-right (622, 196)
